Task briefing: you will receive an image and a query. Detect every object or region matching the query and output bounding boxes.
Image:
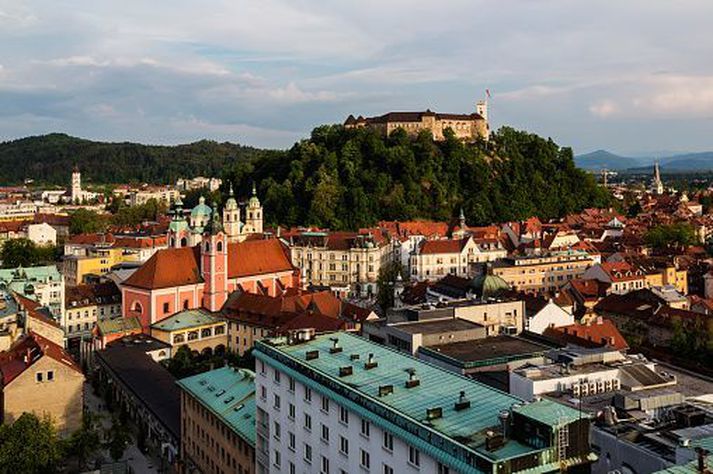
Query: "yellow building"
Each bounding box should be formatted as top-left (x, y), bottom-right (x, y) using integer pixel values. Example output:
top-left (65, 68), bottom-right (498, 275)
top-left (0, 332), bottom-right (84, 435)
top-left (642, 265), bottom-right (688, 295)
top-left (150, 309), bottom-right (228, 356)
top-left (63, 247), bottom-right (124, 286)
top-left (492, 251), bottom-right (596, 293)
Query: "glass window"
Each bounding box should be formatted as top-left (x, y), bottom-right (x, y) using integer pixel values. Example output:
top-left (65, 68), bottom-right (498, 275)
top-left (409, 446), bottom-right (420, 466)
top-left (383, 432), bottom-right (393, 451)
top-left (360, 449), bottom-right (370, 469)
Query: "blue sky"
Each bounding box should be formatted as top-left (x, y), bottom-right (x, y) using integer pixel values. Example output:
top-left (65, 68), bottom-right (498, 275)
top-left (1, 1), bottom-right (712, 154)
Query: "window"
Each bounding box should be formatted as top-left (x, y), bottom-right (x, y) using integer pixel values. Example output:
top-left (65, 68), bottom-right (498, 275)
top-left (383, 432), bottom-right (393, 451)
top-left (47, 371), bottom-right (54, 381)
top-left (273, 394), bottom-right (281, 410)
top-left (339, 436), bottom-right (349, 455)
top-left (304, 413), bottom-right (312, 431)
top-left (273, 449), bottom-right (281, 468)
top-left (304, 387), bottom-right (312, 402)
top-left (274, 370), bottom-right (281, 383)
top-left (288, 403), bottom-right (295, 420)
top-left (321, 395), bottom-right (329, 412)
top-left (288, 376), bottom-right (295, 392)
top-left (273, 421), bottom-right (281, 440)
top-left (304, 444), bottom-right (312, 463)
top-left (288, 431), bottom-right (295, 451)
top-left (437, 463), bottom-right (450, 474)
top-left (36, 372), bottom-right (43, 382)
top-left (409, 447), bottom-right (420, 467)
top-left (289, 462), bottom-right (296, 474)
top-left (360, 449), bottom-right (370, 469)
top-left (321, 456), bottom-right (330, 474)
top-left (163, 302), bottom-right (170, 313)
top-left (384, 466), bottom-right (394, 474)
top-left (361, 419), bottom-right (370, 437)
top-left (321, 424), bottom-right (329, 442)
top-left (183, 299), bottom-right (189, 310)
top-left (339, 406), bottom-right (349, 425)
top-left (260, 386), bottom-right (267, 400)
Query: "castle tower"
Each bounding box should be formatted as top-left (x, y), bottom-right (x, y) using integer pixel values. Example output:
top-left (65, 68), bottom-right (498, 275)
top-left (201, 204), bottom-right (228, 312)
top-left (167, 196), bottom-right (189, 248)
top-left (653, 161), bottom-right (664, 195)
top-left (476, 99), bottom-right (489, 123)
top-left (222, 183), bottom-right (241, 242)
top-left (71, 166), bottom-right (82, 203)
top-left (244, 182), bottom-right (263, 235)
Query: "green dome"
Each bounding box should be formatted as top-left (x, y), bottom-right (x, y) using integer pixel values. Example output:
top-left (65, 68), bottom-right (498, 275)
top-left (169, 219), bottom-right (189, 233)
top-left (191, 196), bottom-right (212, 217)
top-left (225, 184), bottom-right (238, 210)
top-left (470, 273), bottom-right (509, 298)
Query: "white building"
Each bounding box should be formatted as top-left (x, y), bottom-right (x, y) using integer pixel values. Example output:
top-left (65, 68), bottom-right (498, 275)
top-left (525, 299), bottom-right (574, 335)
top-left (27, 222), bottom-right (57, 246)
top-left (410, 236), bottom-right (506, 281)
top-left (70, 167), bottom-right (99, 204)
top-left (254, 331), bottom-right (594, 474)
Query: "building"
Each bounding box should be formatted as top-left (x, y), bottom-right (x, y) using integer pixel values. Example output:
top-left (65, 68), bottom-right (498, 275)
top-left (0, 332), bottom-right (84, 434)
top-left (176, 176), bottom-right (222, 192)
top-left (378, 220), bottom-right (450, 270)
top-left (542, 317), bottom-right (629, 352)
top-left (409, 236), bottom-right (506, 281)
top-left (127, 185), bottom-right (180, 207)
top-left (522, 295), bottom-right (575, 334)
top-left (0, 265), bottom-right (64, 318)
top-left (344, 100), bottom-right (489, 141)
top-left (94, 334), bottom-right (178, 464)
top-left (254, 331), bottom-right (594, 474)
top-left (122, 216), bottom-right (299, 330)
top-left (70, 167), bottom-right (99, 204)
top-left (582, 262), bottom-right (648, 295)
top-left (26, 222), bottom-right (57, 245)
top-left (652, 161), bottom-right (665, 195)
top-left (63, 282), bottom-right (122, 348)
top-left (150, 308), bottom-right (227, 355)
top-left (491, 250), bottom-right (596, 293)
top-left (287, 229), bottom-right (391, 298)
top-left (177, 366), bottom-right (256, 474)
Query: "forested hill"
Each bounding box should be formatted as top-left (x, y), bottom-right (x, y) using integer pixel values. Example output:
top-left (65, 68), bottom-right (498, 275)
top-left (0, 133), bottom-right (280, 185)
top-left (227, 126), bottom-right (612, 229)
top-left (1, 127), bottom-right (611, 229)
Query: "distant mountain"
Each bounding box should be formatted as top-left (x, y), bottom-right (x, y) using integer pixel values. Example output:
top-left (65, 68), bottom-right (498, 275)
top-left (574, 150), bottom-right (644, 170)
top-left (661, 152), bottom-right (713, 171)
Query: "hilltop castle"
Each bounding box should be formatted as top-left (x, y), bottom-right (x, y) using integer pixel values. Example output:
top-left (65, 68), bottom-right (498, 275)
top-left (344, 99), bottom-right (489, 141)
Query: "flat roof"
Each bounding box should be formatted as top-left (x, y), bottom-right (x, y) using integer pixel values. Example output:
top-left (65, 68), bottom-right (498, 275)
top-left (177, 367), bottom-right (256, 446)
top-left (257, 332), bottom-right (583, 466)
top-left (391, 317), bottom-right (483, 335)
top-left (151, 309), bottom-right (223, 332)
top-left (424, 336), bottom-right (549, 363)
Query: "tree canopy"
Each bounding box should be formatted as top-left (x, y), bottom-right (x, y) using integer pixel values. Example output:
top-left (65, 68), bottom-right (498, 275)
top-left (0, 239), bottom-right (60, 268)
top-left (0, 413), bottom-right (63, 473)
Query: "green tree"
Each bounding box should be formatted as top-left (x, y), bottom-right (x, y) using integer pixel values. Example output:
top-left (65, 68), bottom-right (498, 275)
top-left (105, 416), bottom-right (132, 462)
top-left (644, 223), bottom-right (699, 251)
top-left (69, 209), bottom-right (107, 235)
top-left (64, 412), bottom-right (101, 470)
top-left (376, 261), bottom-right (404, 310)
top-left (1, 238), bottom-right (39, 268)
top-left (0, 412), bottom-right (63, 473)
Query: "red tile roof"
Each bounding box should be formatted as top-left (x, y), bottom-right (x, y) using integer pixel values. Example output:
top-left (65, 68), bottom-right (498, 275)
top-left (419, 237), bottom-right (469, 255)
top-left (0, 332), bottom-right (81, 385)
top-left (544, 318), bottom-right (629, 351)
top-left (13, 293), bottom-right (61, 329)
top-left (227, 239), bottom-right (295, 278)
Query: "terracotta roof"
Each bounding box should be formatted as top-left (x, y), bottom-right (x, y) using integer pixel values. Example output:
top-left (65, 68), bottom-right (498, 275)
top-left (227, 239), bottom-right (295, 278)
top-left (67, 233), bottom-right (116, 246)
top-left (0, 331), bottom-right (81, 385)
top-left (13, 292), bottom-right (61, 329)
top-left (378, 220), bottom-right (449, 239)
top-left (66, 282), bottom-right (121, 307)
top-left (419, 237), bottom-right (469, 255)
top-left (361, 110), bottom-right (484, 124)
top-left (123, 246), bottom-right (202, 290)
top-left (276, 311), bottom-right (349, 334)
top-left (543, 318), bottom-right (629, 351)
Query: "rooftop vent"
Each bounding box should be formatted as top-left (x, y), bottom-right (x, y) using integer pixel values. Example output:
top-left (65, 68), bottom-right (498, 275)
top-left (339, 366), bottom-right (353, 377)
top-left (349, 354), bottom-right (360, 361)
top-left (216, 389), bottom-right (226, 397)
top-left (378, 385), bottom-right (394, 397)
top-left (329, 337), bottom-right (343, 354)
top-left (364, 353), bottom-right (378, 370)
top-left (454, 391), bottom-right (471, 411)
top-left (233, 403), bottom-right (245, 412)
top-left (426, 407), bottom-right (443, 420)
top-left (405, 368), bottom-right (420, 388)
top-left (198, 379), bottom-right (208, 386)
top-left (224, 396), bottom-right (235, 404)
top-left (306, 350), bottom-right (319, 361)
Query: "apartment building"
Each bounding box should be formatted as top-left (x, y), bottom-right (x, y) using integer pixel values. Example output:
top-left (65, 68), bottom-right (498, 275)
top-left (254, 331), bottom-right (594, 474)
top-left (491, 250), bottom-right (596, 293)
top-left (409, 236), bottom-right (506, 281)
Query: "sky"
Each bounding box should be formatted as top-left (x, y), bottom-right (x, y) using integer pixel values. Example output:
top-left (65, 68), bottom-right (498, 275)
top-left (1, 1), bottom-right (712, 154)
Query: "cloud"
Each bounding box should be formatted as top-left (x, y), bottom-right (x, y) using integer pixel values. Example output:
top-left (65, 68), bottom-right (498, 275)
top-left (589, 99), bottom-right (620, 118)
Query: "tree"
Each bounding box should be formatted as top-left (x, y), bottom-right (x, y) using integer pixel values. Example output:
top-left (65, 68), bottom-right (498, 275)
top-left (64, 412), bottom-right (101, 470)
top-left (644, 223), bottom-right (699, 251)
top-left (69, 209), bottom-right (107, 235)
top-left (376, 261), bottom-right (404, 310)
top-left (0, 412), bottom-right (63, 473)
top-left (105, 416), bottom-right (132, 462)
top-left (1, 239), bottom-right (39, 268)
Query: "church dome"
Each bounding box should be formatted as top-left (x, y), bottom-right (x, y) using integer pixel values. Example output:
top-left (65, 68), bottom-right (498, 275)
top-left (470, 273), bottom-right (509, 298)
top-left (225, 184), bottom-right (238, 210)
top-left (248, 182), bottom-right (260, 208)
top-left (191, 196), bottom-right (212, 217)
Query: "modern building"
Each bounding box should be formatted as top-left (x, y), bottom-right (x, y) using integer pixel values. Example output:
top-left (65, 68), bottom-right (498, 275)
top-left (0, 331), bottom-right (84, 435)
top-left (254, 332), bottom-right (594, 474)
top-left (177, 366), bottom-right (256, 474)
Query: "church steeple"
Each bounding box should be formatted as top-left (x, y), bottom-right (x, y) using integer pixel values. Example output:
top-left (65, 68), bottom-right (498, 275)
top-left (223, 182), bottom-right (241, 242)
top-left (652, 161), bottom-right (664, 195)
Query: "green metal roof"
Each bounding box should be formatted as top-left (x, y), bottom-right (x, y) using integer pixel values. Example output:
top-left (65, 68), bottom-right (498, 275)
top-left (0, 265), bottom-right (61, 285)
top-left (151, 309), bottom-right (223, 332)
top-left (191, 196), bottom-right (212, 217)
top-left (177, 366), bottom-right (256, 446)
top-left (258, 332), bottom-right (581, 466)
top-left (512, 398), bottom-right (584, 428)
top-left (97, 316), bottom-right (142, 335)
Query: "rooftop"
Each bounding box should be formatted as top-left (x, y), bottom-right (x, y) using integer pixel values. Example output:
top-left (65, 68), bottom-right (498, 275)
top-left (151, 309), bottom-right (223, 332)
top-left (422, 336), bottom-right (549, 367)
top-left (257, 332), bottom-right (584, 465)
top-left (177, 366), bottom-right (256, 446)
top-left (389, 317), bottom-right (483, 335)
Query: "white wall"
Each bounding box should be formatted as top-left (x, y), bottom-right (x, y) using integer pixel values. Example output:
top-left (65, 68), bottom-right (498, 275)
top-left (526, 301), bottom-right (574, 335)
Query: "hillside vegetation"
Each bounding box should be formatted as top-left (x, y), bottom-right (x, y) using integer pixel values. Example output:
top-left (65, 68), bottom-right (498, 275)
top-left (1, 127), bottom-right (611, 229)
top-left (228, 126), bottom-right (612, 229)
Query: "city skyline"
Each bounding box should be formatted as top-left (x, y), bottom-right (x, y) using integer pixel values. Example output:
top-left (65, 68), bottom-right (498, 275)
top-left (1, 1), bottom-right (712, 154)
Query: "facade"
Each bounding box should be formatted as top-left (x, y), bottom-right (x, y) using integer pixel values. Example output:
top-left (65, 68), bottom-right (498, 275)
top-left (344, 101), bottom-right (489, 141)
top-left (0, 265), bottom-right (64, 318)
top-left (524, 299), bottom-right (575, 335)
top-left (63, 246), bottom-right (124, 286)
top-left (287, 230), bottom-right (391, 298)
top-left (491, 250), bottom-right (596, 293)
top-left (177, 367), bottom-right (256, 474)
top-left (362, 317), bottom-right (487, 354)
top-left (26, 222), bottom-right (57, 245)
top-left (150, 308), bottom-right (227, 355)
top-left (254, 332), bottom-right (594, 474)
top-left (127, 186), bottom-right (180, 206)
top-left (409, 236), bottom-right (506, 281)
top-left (63, 282), bottom-right (122, 346)
top-left (70, 167), bottom-right (99, 203)
top-left (582, 262), bottom-right (647, 295)
top-left (0, 332), bottom-right (84, 434)
top-left (176, 176), bottom-right (222, 192)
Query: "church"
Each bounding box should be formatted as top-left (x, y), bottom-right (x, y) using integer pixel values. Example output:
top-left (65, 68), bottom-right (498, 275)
top-left (121, 185), bottom-right (300, 330)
